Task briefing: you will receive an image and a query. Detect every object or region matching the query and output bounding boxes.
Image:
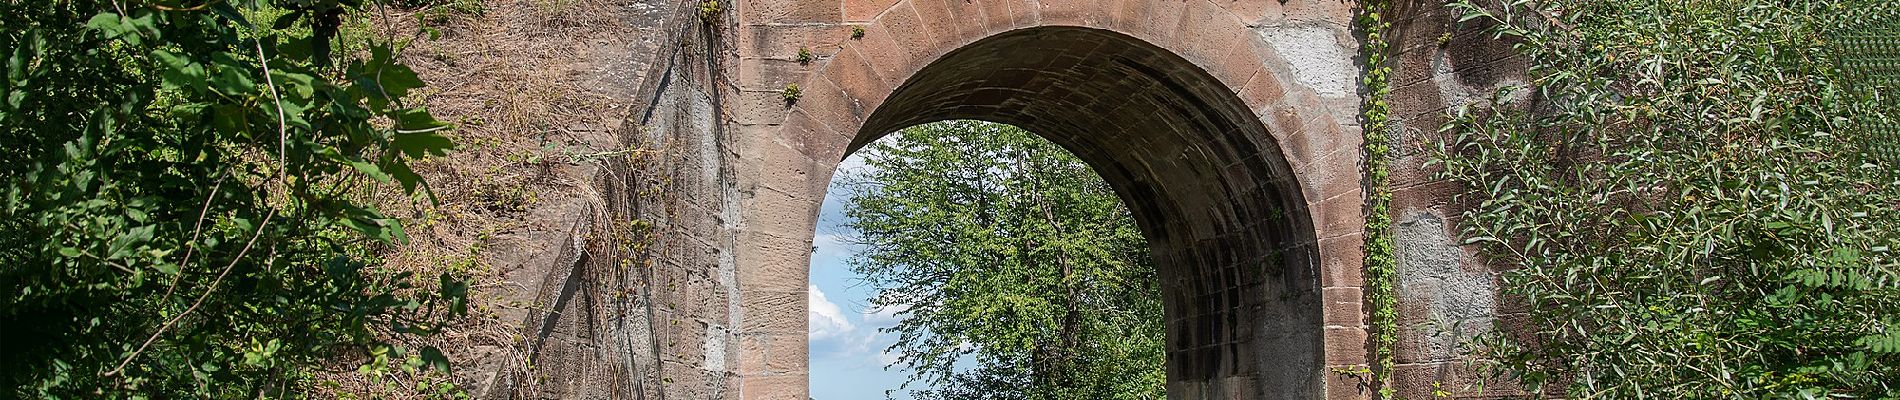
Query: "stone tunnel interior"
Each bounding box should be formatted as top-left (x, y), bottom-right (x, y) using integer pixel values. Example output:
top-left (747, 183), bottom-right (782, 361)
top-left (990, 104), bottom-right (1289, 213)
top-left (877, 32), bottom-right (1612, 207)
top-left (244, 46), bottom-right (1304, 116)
top-left (825, 27), bottom-right (1327, 398)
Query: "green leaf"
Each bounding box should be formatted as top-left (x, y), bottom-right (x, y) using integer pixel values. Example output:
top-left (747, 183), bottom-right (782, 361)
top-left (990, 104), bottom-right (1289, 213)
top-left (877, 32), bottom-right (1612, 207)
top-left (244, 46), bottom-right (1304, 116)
top-left (439, 274), bottom-right (468, 317)
top-left (84, 13), bottom-right (127, 39)
top-left (208, 53), bottom-right (256, 95)
top-left (271, 11), bottom-right (302, 30)
top-left (350, 160), bottom-right (392, 183)
top-left (392, 132), bottom-right (454, 159)
top-left (342, 217), bottom-right (400, 243)
top-left (208, 2), bottom-right (250, 28)
top-left (393, 107), bottom-right (452, 135)
top-left (151, 50), bottom-right (207, 92)
top-left (419, 346), bottom-right (450, 373)
top-left (384, 160), bottom-right (423, 193)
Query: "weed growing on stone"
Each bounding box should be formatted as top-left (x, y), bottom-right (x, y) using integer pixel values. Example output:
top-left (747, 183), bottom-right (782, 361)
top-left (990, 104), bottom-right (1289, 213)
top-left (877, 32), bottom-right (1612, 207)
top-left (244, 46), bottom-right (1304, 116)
top-left (781, 83), bottom-right (802, 103)
top-left (698, 0), bottom-right (720, 23)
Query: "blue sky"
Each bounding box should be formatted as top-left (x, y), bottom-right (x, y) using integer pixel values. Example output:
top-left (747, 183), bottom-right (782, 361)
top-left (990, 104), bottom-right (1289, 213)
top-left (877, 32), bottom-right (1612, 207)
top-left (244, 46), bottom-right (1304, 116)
top-left (808, 150), bottom-right (917, 400)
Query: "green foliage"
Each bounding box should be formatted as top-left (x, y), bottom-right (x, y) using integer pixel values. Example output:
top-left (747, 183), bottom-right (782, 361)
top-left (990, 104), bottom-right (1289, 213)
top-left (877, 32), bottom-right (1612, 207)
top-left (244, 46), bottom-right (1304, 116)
top-left (1834, 19), bottom-right (1900, 165)
top-left (1355, 0), bottom-right (1399, 396)
top-left (851, 26), bottom-right (866, 39)
top-left (698, 0), bottom-right (721, 24)
top-left (841, 121), bottom-right (1164, 400)
top-left (0, 0), bottom-right (464, 397)
top-left (1437, 0), bottom-right (1900, 397)
top-left (781, 83), bottom-right (801, 103)
top-left (796, 46), bottom-right (813, 64)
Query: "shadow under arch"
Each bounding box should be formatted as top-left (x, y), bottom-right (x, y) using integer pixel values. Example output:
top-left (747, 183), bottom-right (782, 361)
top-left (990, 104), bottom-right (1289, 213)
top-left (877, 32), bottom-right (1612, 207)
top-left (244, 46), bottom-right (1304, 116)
top-left (831, 26), bottom-right (1325, 399)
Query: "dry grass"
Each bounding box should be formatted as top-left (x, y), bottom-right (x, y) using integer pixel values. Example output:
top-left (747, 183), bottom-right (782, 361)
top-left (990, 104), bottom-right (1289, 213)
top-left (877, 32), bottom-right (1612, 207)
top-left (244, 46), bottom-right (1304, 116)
top-left (302, 0), bottom-right (656, 396)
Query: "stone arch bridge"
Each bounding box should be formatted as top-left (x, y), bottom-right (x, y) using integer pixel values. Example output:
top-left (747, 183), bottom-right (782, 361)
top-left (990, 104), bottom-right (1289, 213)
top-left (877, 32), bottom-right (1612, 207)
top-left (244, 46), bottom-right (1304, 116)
top-left (473, 0), bottom-right (1525, 398)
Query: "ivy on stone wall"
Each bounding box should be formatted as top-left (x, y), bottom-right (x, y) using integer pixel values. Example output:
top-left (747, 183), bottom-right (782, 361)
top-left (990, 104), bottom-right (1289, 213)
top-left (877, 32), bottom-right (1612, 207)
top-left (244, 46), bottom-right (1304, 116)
top-left (1354, 0), bottom-right (1400, 397)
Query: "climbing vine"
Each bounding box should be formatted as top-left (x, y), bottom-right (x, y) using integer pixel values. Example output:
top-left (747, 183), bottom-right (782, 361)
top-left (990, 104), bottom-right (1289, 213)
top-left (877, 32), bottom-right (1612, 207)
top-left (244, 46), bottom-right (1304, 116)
top-left (1354, 0), bottom-right (1399, 397)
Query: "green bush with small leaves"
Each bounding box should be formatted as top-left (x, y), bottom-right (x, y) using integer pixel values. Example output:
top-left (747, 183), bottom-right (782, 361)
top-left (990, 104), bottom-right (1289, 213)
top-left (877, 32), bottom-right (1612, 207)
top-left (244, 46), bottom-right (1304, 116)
top-left (0, 0), bottom-right (465, 397)
top-left (1437, 0), bottom-right (1899, 397)
top-left (781, 83), bottom-right (801, 103)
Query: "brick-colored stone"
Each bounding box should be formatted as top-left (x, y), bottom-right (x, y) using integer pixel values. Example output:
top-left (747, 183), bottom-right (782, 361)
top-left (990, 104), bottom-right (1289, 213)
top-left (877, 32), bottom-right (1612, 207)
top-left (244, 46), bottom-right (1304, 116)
top-left (739, 174), bottom-right (822, 238)
top-left (1002, 0), bottom-right (1041, 27)
top-left (739, 0), bottom-right (842, 24)
top-left (973, 0), bottom-right (1016, 34)
top-left (734, 230), bottom-right (813, 292)
top-left (879, 1), bottom-right (943, 66)
top-left (1318, 233), bottom-right (1366, 288)
top-left (1133, 0), bottom-right (1189, 48)
top-left (844, 0), bottom-right (901, 21)
top-left (1309, 186), bottom-right (1366, 240)
top-left (639, 0), bottom-right (1519, 397)
top-left (734, 89), bottom-right (795, 125)
top-left (738, 373), bottom-right (809, 400)
top-left (1281, 0), bottom-right (1353, 22)
top-left (1216, 0), bottom-right (1281, 24)
top-left (779, 108), bottom-right (853, 162)
top-left (844, 22), bottom-right (916, 87)
top-left (1324, 364), bottom-right (1375, 400)
top-left (1322, 286), bottom-right (1365, 327)
top-left (911, 0), bottom-right (973, 45)
top-left (794, 75), bottom-right (872, 132)
top-left (1177, 0), bottom-right (1246, 75)
top-left (1324, 326), bottom-right (1370, 366)
top-left (740, 24), bottom-right (855, 64)
top-left (737, 57), bottom-right (814, 93)
top-left (737, 289), bottom-right (807, 334)
top-left (733, 333), bottom-right (808, 374)
top-left (1037, 0), bottom-right (1100, 26)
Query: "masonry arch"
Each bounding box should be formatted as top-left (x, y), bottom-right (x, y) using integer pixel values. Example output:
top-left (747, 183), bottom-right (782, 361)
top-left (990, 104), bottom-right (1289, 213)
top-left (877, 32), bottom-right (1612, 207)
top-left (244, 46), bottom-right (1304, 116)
top-left (731, 1), bottom-right (1368, 399)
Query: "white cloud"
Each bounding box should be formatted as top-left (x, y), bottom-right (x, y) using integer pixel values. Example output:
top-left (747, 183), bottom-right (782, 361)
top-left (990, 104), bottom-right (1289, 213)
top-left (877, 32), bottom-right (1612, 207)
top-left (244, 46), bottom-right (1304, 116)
top-left (809, 285), bottom-right (856, 341)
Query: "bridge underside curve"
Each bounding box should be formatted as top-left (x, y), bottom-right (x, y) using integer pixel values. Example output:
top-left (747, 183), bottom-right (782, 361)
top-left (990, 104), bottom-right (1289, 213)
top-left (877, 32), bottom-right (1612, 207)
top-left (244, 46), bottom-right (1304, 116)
top-left (855, 27), bottom-right (1323, 397)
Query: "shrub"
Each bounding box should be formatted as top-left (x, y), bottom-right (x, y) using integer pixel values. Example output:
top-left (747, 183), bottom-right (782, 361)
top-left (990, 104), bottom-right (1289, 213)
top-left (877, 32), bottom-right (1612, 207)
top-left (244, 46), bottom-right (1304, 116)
top-left (1436, 0), bottom-right (1900, 397)
top-left (0, 0), bottom-right (465, 396)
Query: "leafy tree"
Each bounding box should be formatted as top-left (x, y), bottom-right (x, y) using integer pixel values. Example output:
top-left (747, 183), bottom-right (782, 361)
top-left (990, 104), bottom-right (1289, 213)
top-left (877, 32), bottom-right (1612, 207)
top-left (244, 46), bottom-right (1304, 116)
top-left (840, 121), bottom-right (1164, 400)
top-left (1, 0), bottom-right (463, 397)
top-left (1437, 0), bottom-right (1900, 397)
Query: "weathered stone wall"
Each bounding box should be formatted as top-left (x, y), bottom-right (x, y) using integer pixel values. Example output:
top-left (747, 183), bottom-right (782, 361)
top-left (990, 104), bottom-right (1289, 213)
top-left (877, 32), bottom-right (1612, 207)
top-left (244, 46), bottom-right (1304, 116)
top-left (454, 0), bottom-right (1530, 398)
top-left (460, 0), bottom-right (746, 397)
top-left (1382, 0), bottom-right (1526, 397)
top-left (727, 0), bottom-right (1371, 398)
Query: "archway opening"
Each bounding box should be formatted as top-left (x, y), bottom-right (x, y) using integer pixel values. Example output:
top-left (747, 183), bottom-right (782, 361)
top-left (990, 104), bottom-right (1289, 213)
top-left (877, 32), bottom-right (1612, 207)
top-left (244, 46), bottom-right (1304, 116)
top-left (802, 27), bottom-right (1326, 398)
top-left (809, 120), bottom-right (1168, 399)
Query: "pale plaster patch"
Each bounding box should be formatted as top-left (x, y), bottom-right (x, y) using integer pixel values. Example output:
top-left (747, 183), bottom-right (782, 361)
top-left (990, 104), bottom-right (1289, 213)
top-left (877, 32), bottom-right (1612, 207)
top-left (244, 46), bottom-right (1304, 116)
top-left (1256, 24), bottom-right (1359, 98)
top-left (702, 323), bottom-right (729, 372)
top-left (1396, 211), bottom-right (1495, 360)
